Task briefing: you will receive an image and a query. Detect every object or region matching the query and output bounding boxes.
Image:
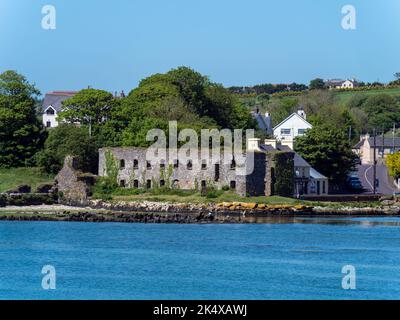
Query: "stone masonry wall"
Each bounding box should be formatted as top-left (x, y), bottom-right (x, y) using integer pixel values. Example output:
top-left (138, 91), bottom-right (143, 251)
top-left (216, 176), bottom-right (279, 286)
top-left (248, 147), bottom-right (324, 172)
top-left (56, 156), bottom-right (95, 204)
top-left (99, 147), bottom-right (265, 196)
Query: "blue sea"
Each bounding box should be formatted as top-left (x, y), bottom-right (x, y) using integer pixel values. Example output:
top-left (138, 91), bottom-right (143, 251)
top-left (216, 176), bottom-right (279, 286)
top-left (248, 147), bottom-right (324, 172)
top-left (1, 217), bottom-right (400, 300)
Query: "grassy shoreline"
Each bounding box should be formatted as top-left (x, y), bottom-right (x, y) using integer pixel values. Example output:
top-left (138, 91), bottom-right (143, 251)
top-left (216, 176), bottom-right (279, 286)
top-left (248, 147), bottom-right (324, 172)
top-left (0, 167), bottom-right (54, 193)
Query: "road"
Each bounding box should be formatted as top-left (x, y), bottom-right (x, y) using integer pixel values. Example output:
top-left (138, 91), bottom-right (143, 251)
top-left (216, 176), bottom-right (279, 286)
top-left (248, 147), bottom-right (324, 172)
top-left (357, 164), bottom-right (398, 195)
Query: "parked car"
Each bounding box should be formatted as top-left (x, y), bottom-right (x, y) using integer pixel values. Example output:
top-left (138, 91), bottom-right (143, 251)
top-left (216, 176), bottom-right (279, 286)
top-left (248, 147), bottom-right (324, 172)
top-left (347, 173), bottom-right (363, 191)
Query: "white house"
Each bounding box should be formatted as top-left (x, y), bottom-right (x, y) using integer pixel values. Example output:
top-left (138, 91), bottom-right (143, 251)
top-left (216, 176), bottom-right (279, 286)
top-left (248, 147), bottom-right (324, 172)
top-left (325, 79), bottom-right (359, 89)
top-left (42, 91), bottom-right (77, 128)
top-left (273, 109), bottom-right (312, 144)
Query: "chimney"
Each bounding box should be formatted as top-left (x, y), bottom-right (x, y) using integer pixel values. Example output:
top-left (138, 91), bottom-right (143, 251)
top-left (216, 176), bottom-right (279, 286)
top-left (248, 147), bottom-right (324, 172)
top-left (280, 139), bottom-right (294, 150)
top-left (264, 138), bottom-right (277, 149)
top-left (265, 112), bottom-right (272, 135)
top-left (247, 138), bottom-right (261, 152)
top-left (297, 108), bottom-right (306, 119)
top-left (120, 90), bottom-right (126, 98)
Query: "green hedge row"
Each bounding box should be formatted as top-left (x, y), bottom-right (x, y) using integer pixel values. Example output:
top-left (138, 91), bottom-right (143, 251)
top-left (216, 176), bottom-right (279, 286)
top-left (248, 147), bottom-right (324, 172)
top-left (0, 193), bottom-right (56, 207)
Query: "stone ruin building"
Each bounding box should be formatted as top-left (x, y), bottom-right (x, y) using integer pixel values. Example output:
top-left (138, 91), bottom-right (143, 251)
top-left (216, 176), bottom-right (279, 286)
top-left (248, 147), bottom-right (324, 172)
top-left (98, 138), bottom-right (295, 197)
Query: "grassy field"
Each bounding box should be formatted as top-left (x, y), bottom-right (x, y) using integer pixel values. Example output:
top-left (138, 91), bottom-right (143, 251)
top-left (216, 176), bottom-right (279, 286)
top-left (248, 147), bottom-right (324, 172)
top-left (0, 167), bottom-right (54, 193)
top-left (242, 87), bottom-right (400, 108)
top-left (335, 87), bottom-right (400, 104)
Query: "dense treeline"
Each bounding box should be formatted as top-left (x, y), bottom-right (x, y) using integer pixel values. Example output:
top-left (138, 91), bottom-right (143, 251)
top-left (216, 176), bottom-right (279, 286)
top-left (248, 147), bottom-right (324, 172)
top-left (0, 67), bottom-right (255, 173)
top-left (228, 82), bottom-right (308, 95)
top-left (2, 67), bottom-right (400, 184)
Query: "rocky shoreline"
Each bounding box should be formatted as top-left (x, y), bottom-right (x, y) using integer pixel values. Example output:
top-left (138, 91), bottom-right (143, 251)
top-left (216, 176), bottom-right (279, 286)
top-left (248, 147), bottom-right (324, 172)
top-left (0, 199), bottom-right (400, 224)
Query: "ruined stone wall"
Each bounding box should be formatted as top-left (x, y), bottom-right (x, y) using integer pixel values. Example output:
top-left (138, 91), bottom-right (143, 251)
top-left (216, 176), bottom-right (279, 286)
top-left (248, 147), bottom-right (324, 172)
top-left (56, 156), bottom-right (95, 204)
top-left (99, 147), bottom-right (255, 195)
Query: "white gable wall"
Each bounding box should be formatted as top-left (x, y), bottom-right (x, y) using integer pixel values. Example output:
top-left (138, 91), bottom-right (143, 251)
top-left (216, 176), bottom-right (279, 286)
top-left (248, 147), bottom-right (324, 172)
top-left (273, 113), bottom-right (312, 141)
top-left (42, 106), bottom-right (59, 128)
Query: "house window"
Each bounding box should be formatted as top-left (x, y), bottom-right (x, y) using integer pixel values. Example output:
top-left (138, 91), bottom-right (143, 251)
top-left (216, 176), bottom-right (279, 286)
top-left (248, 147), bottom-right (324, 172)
top-left (146, 180), bottom-right (151, 189)
top-left (46, 108), bottom-right (55, 115)
top-left (146, 161), bottom-right (152, 169)
top-left (160, 180), bottom-right (165, 187)
top-left (160, 160), bottom-right (165, 169)
top-left (173, 160), bottom-right (179, 168)
top-left (281, 128), bottom-right (291, 135)
top-left (201, 180), bottom-right (206, 188)
top-left (133, 180), bottom-right (139, 188)
top-left (201, 161), bottom-right (207, 170)
top-left (133, 159), bottom-right (138, 169)
top-left (119, 180), bottom-right (126, 188)
top-left (230, 181), bottom-right (236, 189)
top-left (298, 129), bottom-right (306, 135)
top-left (46, 121), bottom-right (51, 128)
top-left (187, 160), bottom-right (193, 170)
top-left (119, 159), bottom-right (125, 169)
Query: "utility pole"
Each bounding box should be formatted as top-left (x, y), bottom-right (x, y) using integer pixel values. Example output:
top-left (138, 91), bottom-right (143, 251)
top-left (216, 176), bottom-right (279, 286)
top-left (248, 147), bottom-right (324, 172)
top-left (373, 128), bottom-right (377, 194)
top-left (89, 116), bottom-right (92, 137)
top-left (348, 126), bottom-right (352, 142)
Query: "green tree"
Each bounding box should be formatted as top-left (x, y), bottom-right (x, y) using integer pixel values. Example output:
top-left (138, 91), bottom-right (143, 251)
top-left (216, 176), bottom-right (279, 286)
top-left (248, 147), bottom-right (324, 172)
top-left (387, 153), bottom-right (400, 178)
top-left (361, 94), bottom-right (400, 130)
top-left (58, 88), bottom-right (116, 126)
top-left (0, 70), bottom-right (45, 167)
top-left (35, 124), bottom-right (97, 174)
top-left (295, 124), bottom-right (358, 185)
top-left (309, 78), bottom-right (325, 90)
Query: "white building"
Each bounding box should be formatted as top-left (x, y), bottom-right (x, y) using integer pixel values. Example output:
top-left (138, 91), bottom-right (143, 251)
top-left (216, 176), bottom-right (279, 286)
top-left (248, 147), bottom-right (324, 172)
top-left (42, 91), bottom-right (77, 128)
top-left (273, 109), bottom-right (312, 144)
top-left (325, 79), bottom-right (359, 89)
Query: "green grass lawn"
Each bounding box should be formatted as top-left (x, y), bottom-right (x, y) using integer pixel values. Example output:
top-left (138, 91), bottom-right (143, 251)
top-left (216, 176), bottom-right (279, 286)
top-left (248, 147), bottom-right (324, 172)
top-left (0, 167), bottom-right (54, 193)
top-left (106, 188), bottom-right (305, 205)
top-left (98, 188), bottom-right (383, 208)
top-left (335, 87), bottom-right (400, 104)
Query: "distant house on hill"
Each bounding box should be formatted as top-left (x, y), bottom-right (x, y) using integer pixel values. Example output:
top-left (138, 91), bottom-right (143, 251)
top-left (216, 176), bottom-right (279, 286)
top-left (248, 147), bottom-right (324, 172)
top-left (42, 91), bottom-right (78, 128)
top-left (324, 79), bottom-right (359, 89)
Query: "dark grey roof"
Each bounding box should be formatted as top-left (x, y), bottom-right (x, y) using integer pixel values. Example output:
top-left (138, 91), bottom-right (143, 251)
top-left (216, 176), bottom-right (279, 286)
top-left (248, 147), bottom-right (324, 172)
top-left (42, 92), bottom-right (77, 113)
top-left (277, 145), bottom-right (310, 167)
top-left (353, 140), bottom-right (364, 149)
top-left (259, 144), bottom-right (276, 152)
top-left (367, 137), bottom-right (400, 148)
top-left (252, 112), bottom-right (269, 131)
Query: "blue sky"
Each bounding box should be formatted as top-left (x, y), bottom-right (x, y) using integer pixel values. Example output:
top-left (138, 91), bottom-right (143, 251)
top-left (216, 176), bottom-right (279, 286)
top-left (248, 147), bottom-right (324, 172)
top-left (0, 0), bottom-right (399, 95)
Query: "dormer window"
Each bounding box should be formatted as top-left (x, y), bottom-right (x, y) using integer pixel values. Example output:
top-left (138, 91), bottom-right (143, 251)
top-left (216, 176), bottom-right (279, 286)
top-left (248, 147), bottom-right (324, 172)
top-left (46, 107), bottom-right (55, 115)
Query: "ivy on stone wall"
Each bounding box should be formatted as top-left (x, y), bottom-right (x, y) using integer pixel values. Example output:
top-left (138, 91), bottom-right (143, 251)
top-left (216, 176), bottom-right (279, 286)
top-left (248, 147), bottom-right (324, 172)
top-left (273, 152), bottom-right (294, 197)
